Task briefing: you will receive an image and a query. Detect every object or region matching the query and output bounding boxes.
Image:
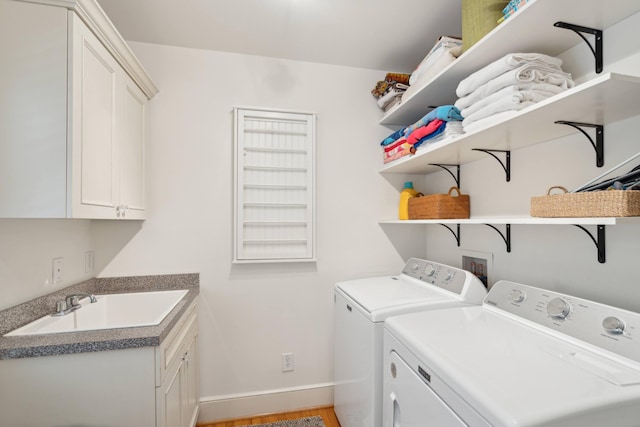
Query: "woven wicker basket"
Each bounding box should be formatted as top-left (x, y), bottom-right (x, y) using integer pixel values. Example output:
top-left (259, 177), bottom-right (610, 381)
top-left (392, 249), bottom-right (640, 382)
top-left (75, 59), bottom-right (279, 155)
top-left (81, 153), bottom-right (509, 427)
top-left (530, 186), bottom-right (640, 217)
top-left (408, 187), bottom-right (470, 219)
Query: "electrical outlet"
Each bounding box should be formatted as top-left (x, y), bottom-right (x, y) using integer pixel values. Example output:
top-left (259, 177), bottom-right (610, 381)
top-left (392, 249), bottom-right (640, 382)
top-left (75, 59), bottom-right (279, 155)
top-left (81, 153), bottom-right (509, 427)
top-left (52, 257), bottom-right (64, 284)
top-left (85, 251), bottom-right (95, 274)
top-left (282, 352), bottom-right (294, 372)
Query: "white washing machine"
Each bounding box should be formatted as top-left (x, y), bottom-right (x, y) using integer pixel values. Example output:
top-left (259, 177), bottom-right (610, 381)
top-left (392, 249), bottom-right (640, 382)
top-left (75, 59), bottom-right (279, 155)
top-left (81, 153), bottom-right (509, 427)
top-left (333, 258), bottom-right (487, 427)
top-left (383, 280), bottom-right (640, 426)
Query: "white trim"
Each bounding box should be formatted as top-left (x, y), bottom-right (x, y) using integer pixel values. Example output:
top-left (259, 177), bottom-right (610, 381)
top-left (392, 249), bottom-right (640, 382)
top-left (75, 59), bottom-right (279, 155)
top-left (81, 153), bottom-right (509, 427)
top-left (198, 383), bottom-right (333, 423)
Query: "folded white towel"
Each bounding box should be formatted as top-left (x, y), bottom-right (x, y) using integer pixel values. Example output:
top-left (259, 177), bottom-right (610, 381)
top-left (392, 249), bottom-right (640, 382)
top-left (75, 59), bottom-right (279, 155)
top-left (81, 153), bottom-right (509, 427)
top-left (455, 65), bottom-right (574, 110)
top-left (410, 38), bottom-right (462, 86)
top-left (456, 53), bottom-right (564, 97)
top-left (462, 96), bottom-right (536, 128)
top-left (461, 85), bottom-right (559, 118)
top-left (463, 111), bottom-right (520, 133)
top-left (376, 85), bottom-right (408, 109)
top-left (402, 50), bottom-right (458, 102)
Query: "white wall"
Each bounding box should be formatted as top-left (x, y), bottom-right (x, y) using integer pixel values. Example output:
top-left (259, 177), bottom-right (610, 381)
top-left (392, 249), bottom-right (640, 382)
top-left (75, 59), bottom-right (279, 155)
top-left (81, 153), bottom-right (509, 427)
top-left (422, 10), bottom-right (640, 313)
top-left (0, 220), bottom-right (93, 310)
top-left (91, 44), bottom-right (422, 420)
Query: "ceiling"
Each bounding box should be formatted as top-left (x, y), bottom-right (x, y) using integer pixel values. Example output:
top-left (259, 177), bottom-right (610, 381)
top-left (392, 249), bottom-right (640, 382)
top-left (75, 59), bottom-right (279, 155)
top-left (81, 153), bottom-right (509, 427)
top-left (97, 0), bottom-right (462, 73)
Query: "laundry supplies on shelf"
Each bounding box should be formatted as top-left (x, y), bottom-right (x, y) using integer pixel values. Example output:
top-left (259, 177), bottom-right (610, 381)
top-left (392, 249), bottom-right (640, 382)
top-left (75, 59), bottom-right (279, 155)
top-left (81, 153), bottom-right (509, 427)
top-left (398, 182), bottom-right (419, 220)
top-left (380, 105), bottom-right (465, 164)
top-left (498, 0), bottom-right (532, 24)
top-left (455, 53), bottom-right (574, 131)
top-left (401, 36), bottom-right (463, 104)
top-left (371, 73), bottom-right (411, 112)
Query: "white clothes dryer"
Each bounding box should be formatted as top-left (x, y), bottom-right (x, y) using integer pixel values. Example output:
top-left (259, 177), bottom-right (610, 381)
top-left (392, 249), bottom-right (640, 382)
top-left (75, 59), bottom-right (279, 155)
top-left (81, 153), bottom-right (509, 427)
top-left (384, 280), bottom-right (640, 426)
top-left (333, 258), bottom-right (487, 427)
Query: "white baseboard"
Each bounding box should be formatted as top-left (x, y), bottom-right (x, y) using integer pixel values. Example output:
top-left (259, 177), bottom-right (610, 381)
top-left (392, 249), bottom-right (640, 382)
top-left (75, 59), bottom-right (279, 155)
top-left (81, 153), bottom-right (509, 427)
top-left (197, 383), bottom-right (334, 424)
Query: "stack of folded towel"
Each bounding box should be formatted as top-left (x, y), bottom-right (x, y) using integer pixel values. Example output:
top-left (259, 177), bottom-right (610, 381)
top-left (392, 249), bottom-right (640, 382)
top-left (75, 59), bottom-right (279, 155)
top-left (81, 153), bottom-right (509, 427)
top-left (371, 73), bottom-right (411, 112)
top-left (455, 53), bottom-right (575, 131)
top-left (401, 36), bottom-right (463, 102)
top-left (381, 105), bottom-right (464, 163)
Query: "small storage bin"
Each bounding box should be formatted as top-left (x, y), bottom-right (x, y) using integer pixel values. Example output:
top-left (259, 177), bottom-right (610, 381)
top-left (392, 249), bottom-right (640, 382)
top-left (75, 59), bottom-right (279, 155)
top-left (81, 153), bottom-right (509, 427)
top-left (530, 186), bottom-right (640, 217)
top-left (462, 0), bottom-right (510, 52)
top-left (408, 187), bottom-right (470, 219)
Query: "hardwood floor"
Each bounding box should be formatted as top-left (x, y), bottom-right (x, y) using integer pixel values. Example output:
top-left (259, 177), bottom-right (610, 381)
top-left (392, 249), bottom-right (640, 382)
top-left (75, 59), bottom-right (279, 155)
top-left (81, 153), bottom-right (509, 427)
top-left (197, 405), bottom-right (340, 427)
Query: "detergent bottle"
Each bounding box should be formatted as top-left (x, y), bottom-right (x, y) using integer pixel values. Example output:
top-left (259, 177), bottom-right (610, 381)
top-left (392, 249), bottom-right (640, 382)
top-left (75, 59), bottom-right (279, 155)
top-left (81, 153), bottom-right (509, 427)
top-left (398, 181), bottom-right (418, 220)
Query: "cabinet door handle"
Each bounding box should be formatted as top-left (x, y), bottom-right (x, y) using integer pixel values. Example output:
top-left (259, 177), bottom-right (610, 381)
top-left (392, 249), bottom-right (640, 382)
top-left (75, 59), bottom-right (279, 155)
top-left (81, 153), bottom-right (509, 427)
top-left (116, 205), bottom-right (121, 218)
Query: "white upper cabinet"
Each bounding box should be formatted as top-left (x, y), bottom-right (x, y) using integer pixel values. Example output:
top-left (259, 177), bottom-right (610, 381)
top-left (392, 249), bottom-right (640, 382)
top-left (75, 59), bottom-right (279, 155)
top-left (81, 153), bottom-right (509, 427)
top-left (0, 0), bottom-right (157, 219)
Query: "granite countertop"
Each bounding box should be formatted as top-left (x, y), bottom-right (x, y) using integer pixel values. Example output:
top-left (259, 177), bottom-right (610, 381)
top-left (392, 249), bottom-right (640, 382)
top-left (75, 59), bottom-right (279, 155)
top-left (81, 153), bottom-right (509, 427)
top-left (0, 273), bottom-right (199, 359)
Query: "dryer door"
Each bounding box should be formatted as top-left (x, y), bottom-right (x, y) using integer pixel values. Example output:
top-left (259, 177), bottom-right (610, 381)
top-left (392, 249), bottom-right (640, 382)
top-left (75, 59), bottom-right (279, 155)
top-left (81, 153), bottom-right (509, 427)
top-left (384, 351), bottom-right (467, 427)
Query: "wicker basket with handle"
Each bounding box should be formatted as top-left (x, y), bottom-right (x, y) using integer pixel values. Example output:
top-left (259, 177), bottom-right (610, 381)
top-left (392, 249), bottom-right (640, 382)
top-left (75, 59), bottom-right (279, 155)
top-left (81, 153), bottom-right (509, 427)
top-left (530, 186), bottom-right (640, 217)
top-left (408, 187), bottom-right (470, 219)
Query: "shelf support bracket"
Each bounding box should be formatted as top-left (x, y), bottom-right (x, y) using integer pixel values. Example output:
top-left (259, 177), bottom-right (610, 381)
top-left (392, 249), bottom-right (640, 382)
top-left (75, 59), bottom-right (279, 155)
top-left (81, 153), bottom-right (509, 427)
top-left (484, 224), bottom-right (511, 253)
top-left (472, 149), bottom-right (511, 182)
top-left (573, 224), bottom-right (606, 263)
top-left (439, 224), bottom-right (461, 247)
top-left (554, 22), bottom-right (603, 73)
top-left (429, 164), bottom-right (461, 188)
top-left (555, 121), bottom-right (604, 167)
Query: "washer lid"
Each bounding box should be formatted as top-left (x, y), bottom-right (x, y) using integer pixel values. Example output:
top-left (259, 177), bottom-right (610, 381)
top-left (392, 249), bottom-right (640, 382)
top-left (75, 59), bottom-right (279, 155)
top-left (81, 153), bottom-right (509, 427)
top-left (336, 275), bottom-right (456, 320)
top-left (385, 307), bottom-right (640, 426)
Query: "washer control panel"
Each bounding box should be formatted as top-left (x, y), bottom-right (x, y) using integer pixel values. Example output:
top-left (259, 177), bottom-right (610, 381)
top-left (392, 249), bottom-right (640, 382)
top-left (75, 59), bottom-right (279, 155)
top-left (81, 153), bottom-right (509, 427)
top-left (401, 258), bottom-right (484, 296)
top-left (485, 281), bottom-right (640, 364)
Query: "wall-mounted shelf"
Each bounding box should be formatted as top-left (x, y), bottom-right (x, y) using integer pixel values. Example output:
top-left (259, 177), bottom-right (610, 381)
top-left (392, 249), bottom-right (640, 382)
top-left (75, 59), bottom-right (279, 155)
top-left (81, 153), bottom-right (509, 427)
top-left (379, 217), bottom-right (640, 226)
top-left (379, 0), bottom-right (640, 126)
top-left (379, 217), bottom-right (640, 263)
top-left (379, 73), bottom-right (640, 175)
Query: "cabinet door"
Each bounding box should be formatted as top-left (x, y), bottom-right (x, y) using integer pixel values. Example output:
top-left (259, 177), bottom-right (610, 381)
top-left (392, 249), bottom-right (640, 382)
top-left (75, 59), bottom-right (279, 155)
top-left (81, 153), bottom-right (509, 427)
top-left (119, 79), bottom-right (147, 219)
top-left (70, 13), bottom-right (120, 218)
top-left (184, 335), bottom-right (199, 427)
top-left (158, 359), bottom-right (184, 427)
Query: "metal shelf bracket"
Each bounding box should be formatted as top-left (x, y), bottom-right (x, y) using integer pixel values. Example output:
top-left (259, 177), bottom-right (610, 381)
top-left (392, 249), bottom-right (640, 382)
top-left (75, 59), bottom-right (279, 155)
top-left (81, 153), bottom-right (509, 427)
top-left (555, 121), bottom-right (604, 167)
top-left (484, 224), bottom-right (511, 253)
top-left (573, 224), bottom-right (606, 263)
top-left (429, 164), bottom-right (461, 188)
top-left (554, 22), bottom-right (603, 73)
top-left (472, 149), bottom-right (511, 182)
top-left (439, 224), bottom-right (461, 247)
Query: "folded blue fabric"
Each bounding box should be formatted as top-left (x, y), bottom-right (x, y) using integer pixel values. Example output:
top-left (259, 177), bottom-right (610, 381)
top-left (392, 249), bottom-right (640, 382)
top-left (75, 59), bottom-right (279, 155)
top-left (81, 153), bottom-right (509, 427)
top-left (380, 127), bottom-right (407, 146)
top-left (413, 121), bottom-right (447, 148)
top-left (403, 105), bottom-right (463, 136)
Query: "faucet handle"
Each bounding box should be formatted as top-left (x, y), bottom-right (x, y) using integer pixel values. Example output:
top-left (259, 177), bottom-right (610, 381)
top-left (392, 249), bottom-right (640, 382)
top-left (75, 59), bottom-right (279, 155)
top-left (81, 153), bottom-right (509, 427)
top-left (52, 300), bottom-right (68, 316)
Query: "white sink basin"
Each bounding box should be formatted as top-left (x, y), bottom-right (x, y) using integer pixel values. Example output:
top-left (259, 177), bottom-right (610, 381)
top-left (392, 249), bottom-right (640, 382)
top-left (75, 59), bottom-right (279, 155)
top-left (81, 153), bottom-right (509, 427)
top-left (4, 289), bottom-right (188, 336)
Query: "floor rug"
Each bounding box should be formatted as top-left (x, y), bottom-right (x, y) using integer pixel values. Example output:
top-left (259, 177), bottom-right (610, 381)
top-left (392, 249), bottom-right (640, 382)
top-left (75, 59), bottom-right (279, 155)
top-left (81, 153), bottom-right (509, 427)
top-left (236, 415), bottom-right (325, 427)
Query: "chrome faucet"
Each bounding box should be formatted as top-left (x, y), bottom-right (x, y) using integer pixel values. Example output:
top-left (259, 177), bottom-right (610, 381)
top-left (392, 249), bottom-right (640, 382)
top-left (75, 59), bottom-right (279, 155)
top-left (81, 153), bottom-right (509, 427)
top-left (52, 293), bottom-right (97, 316)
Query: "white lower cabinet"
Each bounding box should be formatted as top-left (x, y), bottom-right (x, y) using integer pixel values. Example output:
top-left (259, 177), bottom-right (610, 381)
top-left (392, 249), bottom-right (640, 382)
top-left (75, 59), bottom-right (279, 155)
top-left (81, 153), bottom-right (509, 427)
top-left (0, 0), bottom-right (155, 219)
top-left (157, 301), bottom-right (200, 427)
top-left (0, 300), bottom-right (199, 427)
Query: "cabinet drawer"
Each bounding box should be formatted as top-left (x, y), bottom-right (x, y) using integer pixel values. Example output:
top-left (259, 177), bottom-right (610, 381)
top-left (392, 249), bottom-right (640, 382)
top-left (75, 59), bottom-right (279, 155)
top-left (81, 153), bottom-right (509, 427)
top-left (156, 298), bottom-right (198, 386)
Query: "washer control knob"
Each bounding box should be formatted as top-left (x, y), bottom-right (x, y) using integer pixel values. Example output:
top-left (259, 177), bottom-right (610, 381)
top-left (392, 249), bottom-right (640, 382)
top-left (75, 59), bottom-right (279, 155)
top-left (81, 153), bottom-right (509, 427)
top-left (443, 271), bottom-right (454, 282)
top-left (510, 289), bottom-right (526, 303)
top-left (547, 298), bottom-right (571, 319)
top-left (602, 316), bottom-right (625, 335)
top-left (424, 264), bottom-right (436, 276)
top-left (412, 262), bottom-right (420, 272)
